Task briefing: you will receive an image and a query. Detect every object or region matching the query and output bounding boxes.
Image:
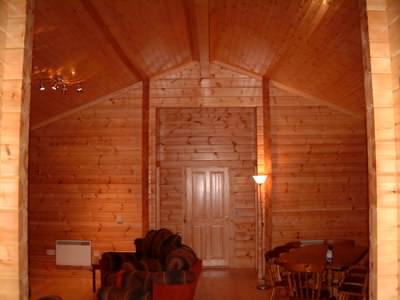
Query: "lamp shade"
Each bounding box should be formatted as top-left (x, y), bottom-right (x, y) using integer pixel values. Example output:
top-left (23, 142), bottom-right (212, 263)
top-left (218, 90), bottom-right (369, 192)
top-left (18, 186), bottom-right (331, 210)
top-left (252, 175), bottom-right (267, 184)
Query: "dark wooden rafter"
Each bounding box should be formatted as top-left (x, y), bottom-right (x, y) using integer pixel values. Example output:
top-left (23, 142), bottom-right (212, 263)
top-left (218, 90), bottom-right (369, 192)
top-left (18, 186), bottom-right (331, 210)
top-left (183, 0), bottom-right (200, 61)
top-left (81, 0), bottom-right (148, 80)
top-left (183, 0), bottom-right (210, 77)
top-left (142, 80), bottom-right (150, 234)
top-left (262, 77), bottom-right (273, 252)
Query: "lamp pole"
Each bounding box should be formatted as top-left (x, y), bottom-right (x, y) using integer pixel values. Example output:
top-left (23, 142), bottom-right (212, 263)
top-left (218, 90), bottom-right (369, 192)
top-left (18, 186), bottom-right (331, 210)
top-left (253, 175), bottom-right (268, 290)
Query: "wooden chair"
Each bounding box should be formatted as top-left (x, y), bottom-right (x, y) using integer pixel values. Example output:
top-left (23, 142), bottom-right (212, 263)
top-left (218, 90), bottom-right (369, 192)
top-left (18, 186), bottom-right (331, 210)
top-left (265, 249), bottom-right (288, 300)
top-left (323, 239), bottom-right (355, 288)
top-left (337, 266), bottom-right (368, 300)
top-left (282, 263), bottom-right (326, 299)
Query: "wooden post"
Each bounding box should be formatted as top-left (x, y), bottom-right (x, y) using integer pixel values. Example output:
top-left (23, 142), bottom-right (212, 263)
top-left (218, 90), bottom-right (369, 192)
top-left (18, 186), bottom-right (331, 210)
top-left (360, 0), bottom-right (400, 299)
top-left (255, 77), bottom-right (273, 284)
top-left (262, 77), bottom-right (273, 253)
top-left (142, 80), bottom-right (150, 234)
top-left (0, 0), bottom-right (33, 299)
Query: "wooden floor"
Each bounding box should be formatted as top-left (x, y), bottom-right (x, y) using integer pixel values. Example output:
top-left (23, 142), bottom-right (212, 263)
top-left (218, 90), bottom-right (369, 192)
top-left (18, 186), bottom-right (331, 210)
top-left (30, 268), bottom-right (269, 300)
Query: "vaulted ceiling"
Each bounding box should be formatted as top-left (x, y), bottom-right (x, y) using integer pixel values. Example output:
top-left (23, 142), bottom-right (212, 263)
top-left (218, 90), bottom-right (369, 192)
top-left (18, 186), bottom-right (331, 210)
top-left (31, 0), bottom-right (365, 126)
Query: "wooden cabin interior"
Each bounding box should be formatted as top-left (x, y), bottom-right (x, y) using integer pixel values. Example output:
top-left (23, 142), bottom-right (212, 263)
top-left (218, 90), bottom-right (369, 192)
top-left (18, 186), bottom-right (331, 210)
top-left (0, 0), bottom-right (399, 299)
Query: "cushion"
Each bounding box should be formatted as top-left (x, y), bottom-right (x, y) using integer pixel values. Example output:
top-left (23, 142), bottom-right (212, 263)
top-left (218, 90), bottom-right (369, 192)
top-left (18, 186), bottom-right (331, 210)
top-left (142, 230), bottom-right (157, 256)
top-left (133, 258), bottom-right (162, 272)
top-left (159, 234), bottom-right (182, 265)
top-left (151, 228), bottom-right (174, 259)
top-left (166, 245), bottom-right (198, 271)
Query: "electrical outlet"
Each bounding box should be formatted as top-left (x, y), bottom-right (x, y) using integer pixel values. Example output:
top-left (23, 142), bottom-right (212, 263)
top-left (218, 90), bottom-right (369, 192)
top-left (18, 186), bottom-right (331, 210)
top-left (116, 215), bottom-right (124, 224)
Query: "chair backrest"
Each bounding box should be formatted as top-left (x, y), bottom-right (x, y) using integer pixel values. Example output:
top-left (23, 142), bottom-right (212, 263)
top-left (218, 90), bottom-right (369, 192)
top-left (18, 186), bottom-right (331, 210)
top-left (282, 241), bottom-right (301, 251)
top-left (265, 249), bottom-right (283, 286)
top-left (283, 263), bottom-right (325, 299)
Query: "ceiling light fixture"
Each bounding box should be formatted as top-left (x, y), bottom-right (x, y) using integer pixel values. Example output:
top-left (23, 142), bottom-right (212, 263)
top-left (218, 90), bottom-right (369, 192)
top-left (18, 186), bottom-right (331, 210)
top-left (76, 83), bottom-right (83, 93)
top-left (38, 76), bottom-right (84, 95)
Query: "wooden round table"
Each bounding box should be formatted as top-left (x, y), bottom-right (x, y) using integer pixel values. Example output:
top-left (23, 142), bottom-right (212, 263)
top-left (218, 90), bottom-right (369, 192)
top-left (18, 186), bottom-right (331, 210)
top-left (277, 243), bottom-right (368, 299)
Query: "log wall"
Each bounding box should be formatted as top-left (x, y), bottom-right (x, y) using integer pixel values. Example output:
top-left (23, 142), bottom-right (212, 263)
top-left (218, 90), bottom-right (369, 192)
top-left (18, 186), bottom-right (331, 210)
top-left (269, 85), bottom-right (368, 246)
top-left (28, 62), bottom-right (369, 275)
top-left (388, 0), bottom-right (400, 295)
top-left (0, 0), bottom-right (32, 299)
top-left (361, 0), bottom-right (400, 299)
top-left (29, 85), bottom-right (143, 277)
top-left (158, 107), bottom-right (257, 267)
top-left (149, 62), bottom-right (369, 267)
top-left (150, 62), bottom-right (261, 267)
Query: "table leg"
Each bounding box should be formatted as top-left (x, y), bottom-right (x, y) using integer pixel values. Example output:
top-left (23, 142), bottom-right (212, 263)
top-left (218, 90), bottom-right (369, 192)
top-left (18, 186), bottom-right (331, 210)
top-left (327, 269), bottom-right (336, 300)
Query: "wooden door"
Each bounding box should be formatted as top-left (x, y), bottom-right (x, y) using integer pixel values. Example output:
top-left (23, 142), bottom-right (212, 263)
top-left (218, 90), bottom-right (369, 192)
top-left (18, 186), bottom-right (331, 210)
top-left (184, 167), bottom-right (230, 267)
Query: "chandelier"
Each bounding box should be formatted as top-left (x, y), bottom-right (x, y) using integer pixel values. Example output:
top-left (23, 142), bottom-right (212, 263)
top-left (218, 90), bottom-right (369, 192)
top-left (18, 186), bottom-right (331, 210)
top-left (39, 76), bottom-right (84, 94)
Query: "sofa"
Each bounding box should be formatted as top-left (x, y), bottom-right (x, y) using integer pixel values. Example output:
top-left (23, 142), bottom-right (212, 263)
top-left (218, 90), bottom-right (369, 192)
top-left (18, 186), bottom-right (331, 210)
top-left (97, 228), bottom-right (202, 300)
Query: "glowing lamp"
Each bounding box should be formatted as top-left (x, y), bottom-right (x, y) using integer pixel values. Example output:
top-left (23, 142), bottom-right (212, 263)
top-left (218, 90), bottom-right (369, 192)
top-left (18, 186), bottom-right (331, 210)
top-left (252, 175), bottom-right (267, 185)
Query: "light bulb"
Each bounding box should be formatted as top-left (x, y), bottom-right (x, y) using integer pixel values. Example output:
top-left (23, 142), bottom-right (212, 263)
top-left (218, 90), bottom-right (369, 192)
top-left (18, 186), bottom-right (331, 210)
top-left (76, 83), bottom-right (83, 93)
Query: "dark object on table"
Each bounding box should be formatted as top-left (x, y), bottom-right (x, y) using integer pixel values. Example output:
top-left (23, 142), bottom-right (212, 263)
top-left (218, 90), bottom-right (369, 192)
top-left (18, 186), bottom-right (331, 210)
top-left (325, 245), bottom-right (333, 264)
top-left (37, 296), bottom-right (63, 300)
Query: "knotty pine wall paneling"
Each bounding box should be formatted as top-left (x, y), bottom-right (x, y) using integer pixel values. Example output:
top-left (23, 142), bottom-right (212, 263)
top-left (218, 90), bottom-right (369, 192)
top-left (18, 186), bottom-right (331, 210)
top-left (148, 62), bottom-right (263, 234)
top-left (29, 84), bottom-right (143, 278)
top-left (158, 107), bottom-right (257, 268)
top-left (387, 1), bottom-right (400, 296)
top-left (149, 62), bottom-right (369, 268)
top-left (150, 62), bottom-right (261, 267)
top-left (269, 84), bottom-right (368, 247)
top-left (28, 61), bottom-right (369, 276)
top-left (0, 0), bottom-right (33, 298)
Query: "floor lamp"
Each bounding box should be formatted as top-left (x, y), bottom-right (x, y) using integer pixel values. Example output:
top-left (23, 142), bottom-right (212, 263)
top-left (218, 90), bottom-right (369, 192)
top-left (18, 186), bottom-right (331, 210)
top-left (253, 174), bottom-right (268, 290)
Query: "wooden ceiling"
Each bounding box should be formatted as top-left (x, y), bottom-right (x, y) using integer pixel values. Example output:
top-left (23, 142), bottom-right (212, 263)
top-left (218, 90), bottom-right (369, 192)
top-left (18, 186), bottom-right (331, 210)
top-left (31, 0), bottom-right (365, 126)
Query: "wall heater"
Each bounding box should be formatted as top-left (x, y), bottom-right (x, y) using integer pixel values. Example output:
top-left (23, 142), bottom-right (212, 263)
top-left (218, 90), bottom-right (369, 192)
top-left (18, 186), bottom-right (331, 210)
top-left (55, 240), bottom-right (92, 267)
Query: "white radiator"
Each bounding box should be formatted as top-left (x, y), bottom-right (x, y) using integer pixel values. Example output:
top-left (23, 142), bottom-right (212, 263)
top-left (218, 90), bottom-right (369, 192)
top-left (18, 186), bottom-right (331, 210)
top-left (56, 240), bottom-right (92, 267)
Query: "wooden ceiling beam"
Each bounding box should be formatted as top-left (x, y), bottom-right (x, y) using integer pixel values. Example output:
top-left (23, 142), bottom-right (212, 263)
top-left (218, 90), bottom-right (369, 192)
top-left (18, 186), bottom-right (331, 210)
top-left (213, 60), bottom-right (262, 80)
top-left (81, 0), bottom-right (148, 81)
top-left (151, 60), bottom-right (196, 81)
top-left (183, 0), bottom-right (200, 62)
top-left (184, 0), bottom-right (210, 77)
